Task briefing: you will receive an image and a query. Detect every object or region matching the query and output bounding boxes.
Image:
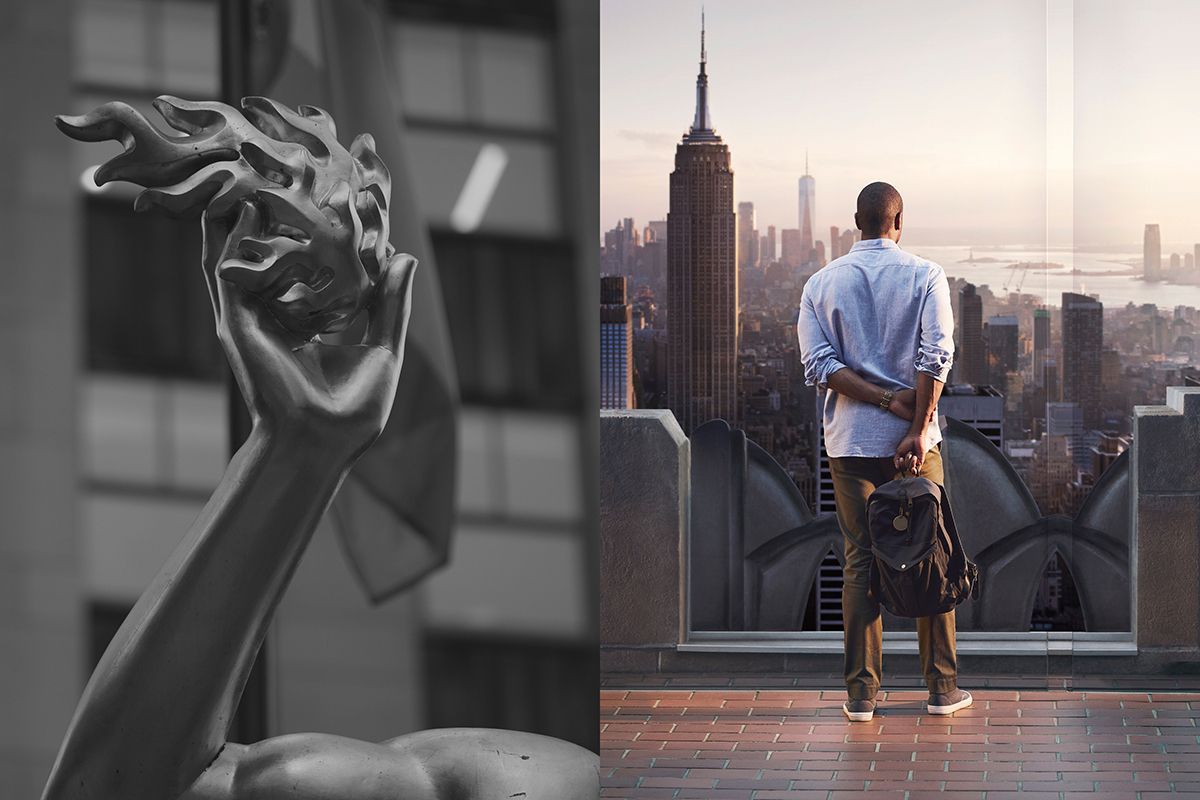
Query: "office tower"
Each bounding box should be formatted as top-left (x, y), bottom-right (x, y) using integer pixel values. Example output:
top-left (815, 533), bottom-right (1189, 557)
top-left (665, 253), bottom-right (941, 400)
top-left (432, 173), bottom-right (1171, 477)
top-left (1101, 347), bottom-right (1122, 396)
top-left (1029, 433), bottom-right (1077, 514)
top-left (1144, 224), bottom-right (1162, 281)
top-left (814, 240), bottom-right (826, 267)
top-left (737, 201), bottom-right (756, 272)
top-left (758, 233), bottom-right (771, 265)
top-left (1195, 243), bottom-right (1199, 281)
top-left (957, 284), bottom-right (987, 385)
top-left (1044, 358), bottom-right (1060, 403)
top-left (780, 228), bottom-right (802, 269)
top-left (798, 157), bottom-right (815, 257)
top-left (986, 315), bottom-right (1019, 389)
top-left (1186, 252), bottom-right (1195, 270)
top-left (647, 219), bottom-right (667, 243)
top-left (1033, 307), bottom-right (1050, 386)
top-left (940, 384), bottom-right (1005, 450)
top-left (1061, 291), bottom-right (1103, 427)
top-left (839, 228), bottom-right (858, 259)
top-left (1047, 401), bottom-right (1088, 471)
top-left (667, 17), bottom-right (738, 434)
top-left (601, 276), bottom-right (635, 409)
top-left (829, 225), bottom-right (841, 260)
top-left (764, 225), bottom-right (776, 263)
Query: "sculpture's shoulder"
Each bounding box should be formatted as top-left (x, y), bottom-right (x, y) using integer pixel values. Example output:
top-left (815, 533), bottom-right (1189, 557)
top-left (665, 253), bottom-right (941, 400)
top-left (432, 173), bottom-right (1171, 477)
top-left (383, 728), bottom-right (600, 800)
top-left (181, 734), bottom-right (436, 800)
top-left (180, 729), bottom-right (598, 800)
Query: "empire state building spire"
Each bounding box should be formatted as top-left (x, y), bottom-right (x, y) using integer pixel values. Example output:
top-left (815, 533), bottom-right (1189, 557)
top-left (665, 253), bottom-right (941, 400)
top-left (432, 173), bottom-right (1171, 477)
top-left (685, 9), bottom-right (719, 142)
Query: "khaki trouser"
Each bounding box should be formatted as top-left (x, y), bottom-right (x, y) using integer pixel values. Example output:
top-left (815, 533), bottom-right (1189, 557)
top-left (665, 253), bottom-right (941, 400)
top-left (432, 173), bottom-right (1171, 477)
top-left (828, 444), bottom-right (957, 700)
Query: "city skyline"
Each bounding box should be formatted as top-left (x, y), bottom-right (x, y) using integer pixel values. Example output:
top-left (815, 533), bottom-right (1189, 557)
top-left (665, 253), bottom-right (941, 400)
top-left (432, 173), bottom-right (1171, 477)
top-left (601, 0), bottom-right (1200, 248)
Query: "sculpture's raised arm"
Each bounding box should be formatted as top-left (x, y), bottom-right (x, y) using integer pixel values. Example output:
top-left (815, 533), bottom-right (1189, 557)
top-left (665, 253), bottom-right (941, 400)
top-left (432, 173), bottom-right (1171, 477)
top-left (47, 95), bottom-right (598, 800)
top-left (41, 201), bottom-right (419, 799)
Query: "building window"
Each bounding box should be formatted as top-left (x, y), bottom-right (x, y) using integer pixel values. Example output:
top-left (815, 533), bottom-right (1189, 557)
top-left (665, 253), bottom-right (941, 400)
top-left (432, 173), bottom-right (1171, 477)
top-left (84, 194), bottom-right (226, 381)
top-left (433, 232), bottom-right (580, 411)
top-left (83, 196), bottom-right (224, 381)
top-left (423, 631), bottom-right (596, 752)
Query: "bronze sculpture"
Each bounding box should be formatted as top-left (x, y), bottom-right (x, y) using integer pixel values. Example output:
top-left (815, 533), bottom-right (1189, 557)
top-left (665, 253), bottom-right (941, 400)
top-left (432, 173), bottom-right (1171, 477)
top-left (46, 97), bottom-right (599, 800)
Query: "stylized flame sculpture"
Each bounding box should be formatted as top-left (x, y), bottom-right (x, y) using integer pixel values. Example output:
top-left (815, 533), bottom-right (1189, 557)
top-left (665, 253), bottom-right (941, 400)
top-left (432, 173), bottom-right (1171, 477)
top-left (57, 95), bottom-right (393, 337)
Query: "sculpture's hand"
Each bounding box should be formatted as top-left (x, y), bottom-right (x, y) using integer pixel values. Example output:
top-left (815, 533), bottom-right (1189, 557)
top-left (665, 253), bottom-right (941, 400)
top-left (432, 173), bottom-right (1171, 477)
top-left (209, 201), bottom-right (417, 462)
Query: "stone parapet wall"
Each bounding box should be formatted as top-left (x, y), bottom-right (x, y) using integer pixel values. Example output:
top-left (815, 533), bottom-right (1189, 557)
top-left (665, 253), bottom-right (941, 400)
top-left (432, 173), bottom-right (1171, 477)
top-left (603, 390), bottom-right (1200, 677)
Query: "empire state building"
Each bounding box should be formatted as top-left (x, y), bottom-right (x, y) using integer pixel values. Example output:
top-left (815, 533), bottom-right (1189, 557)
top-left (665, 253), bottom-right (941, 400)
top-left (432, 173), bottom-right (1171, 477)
top-left (667, 17), bottom-right (738, 435)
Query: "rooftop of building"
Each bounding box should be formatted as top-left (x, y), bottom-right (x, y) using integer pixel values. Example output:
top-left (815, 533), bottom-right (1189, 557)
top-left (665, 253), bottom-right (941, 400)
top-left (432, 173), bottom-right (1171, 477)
top-left (602, 682), bottom-right (1200, 797)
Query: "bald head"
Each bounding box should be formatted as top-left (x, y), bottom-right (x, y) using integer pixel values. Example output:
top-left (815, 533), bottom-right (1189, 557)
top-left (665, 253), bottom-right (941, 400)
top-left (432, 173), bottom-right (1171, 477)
top-left (855, 182), bottom-right (904, 240)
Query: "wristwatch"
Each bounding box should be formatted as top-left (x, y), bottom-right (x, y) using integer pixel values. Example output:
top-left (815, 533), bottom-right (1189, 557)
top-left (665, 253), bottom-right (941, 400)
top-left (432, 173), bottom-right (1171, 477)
top-left (879, 389), bottom-right (895, 410)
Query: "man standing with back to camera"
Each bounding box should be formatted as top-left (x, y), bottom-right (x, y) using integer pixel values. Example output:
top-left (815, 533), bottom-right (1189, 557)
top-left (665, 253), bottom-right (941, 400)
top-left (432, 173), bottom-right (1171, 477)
top-left (797, 182), bottom-right (973, 722)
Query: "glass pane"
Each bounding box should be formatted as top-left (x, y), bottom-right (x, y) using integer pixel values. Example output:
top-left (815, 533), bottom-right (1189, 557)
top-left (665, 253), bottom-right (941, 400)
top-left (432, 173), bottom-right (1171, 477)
top-left (431, 233), bottom-right (581, 411)
top-left (421, 525), bottom-right (587, 638)
top-left (498, 411), bottom-right (581, 522)
top-left (475, 30), bottom-right (554, 131)
top-left (82, 375), bottom-right (159, 485)
top-left (393, 21), bottom-right (469, 121)
top-left (406, 130), bottom-right (560, 237)
top-left (167, 380), bottom-right (226, 491)
top-left (75, 0), bottom-right (152, 89)
top-left (456, 408), bottom-right (502, 515)
top-left (161, 0), bottom-right (219, 97)
top-left (83, 196), bottom-right (223, 381)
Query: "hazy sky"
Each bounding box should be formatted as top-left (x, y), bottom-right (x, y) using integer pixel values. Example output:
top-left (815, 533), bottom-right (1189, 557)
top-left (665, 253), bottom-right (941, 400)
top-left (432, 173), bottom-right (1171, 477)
top-left (600, 0), bottom-right (1200, 249)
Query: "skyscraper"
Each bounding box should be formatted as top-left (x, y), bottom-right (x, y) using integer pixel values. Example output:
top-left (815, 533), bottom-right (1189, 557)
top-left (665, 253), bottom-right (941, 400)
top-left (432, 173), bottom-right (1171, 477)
top-left (829, 225), bottom-right (841, 260)
top-left (764, 225), bottom-right (776, 263)
top-left (667, 17), bottom-right (738, 434)
top-left (798, 156), bottom-right (815, 258)
top-left (737, 201), bottom-right (756, 272)
top-left (1062, 291), bottom-right (1103, 427)
top-left (957, 283), bottom-right (987, 385)
top-left (780, 228), bottom-right (802, 269)
top-left (1033, 307), bottom-right (1050, 387)
top-left (986, 315), bottom-right (1019, 389)
top-left (1144, 224), bottom-right (1162, 281)
top-left (839, 228), bottom-right (858, 259)
top-left (601, 275), bottom-right (635, 409)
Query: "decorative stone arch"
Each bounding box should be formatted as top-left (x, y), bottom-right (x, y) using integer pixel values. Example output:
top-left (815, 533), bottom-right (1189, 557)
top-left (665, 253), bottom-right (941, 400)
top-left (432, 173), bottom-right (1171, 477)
top-left (968, 517), bottom-right (1129, 631)
top-left (744, 517), bottom-right (843, 630)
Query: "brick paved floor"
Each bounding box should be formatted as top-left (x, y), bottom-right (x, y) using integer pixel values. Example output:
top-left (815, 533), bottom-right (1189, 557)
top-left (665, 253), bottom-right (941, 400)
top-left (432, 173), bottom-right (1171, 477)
top-left (600, 688), bottom-right (1200, 798)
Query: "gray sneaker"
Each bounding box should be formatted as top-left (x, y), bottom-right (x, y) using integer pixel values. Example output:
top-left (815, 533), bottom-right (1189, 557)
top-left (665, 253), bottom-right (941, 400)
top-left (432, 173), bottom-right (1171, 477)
top-left (927, 688), bottom-right (973, 715)
top-left (842, 698), bottom-right (876, 722)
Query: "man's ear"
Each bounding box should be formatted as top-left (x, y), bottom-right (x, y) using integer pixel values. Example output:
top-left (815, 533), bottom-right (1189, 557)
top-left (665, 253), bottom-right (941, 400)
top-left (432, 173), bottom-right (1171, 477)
top-left (853, 211), bottom-right (861, 230)
top-left (894, 211), bottom-right (903, 231)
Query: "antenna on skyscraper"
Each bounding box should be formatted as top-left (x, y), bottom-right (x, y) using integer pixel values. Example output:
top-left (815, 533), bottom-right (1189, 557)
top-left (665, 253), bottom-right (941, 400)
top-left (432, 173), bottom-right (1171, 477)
top-left (805, 149), bottom-right (809, 175)
top-left (701, 6), bottom-right (706, 64)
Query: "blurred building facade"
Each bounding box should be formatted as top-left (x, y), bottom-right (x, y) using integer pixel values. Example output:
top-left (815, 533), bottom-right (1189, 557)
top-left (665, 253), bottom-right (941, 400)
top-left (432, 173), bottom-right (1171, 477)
top-left (0, 0), bottom-right (597, 794)
top-left (600, 276), bottom-right (634, 409)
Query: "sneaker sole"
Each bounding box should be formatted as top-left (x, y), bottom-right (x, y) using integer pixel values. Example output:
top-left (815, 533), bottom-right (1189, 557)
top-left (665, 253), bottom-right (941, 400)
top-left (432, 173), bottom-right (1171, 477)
top-left (927, 693), bottom-right (973, 715)
top-left (842, 701), bottom-right (875, 722)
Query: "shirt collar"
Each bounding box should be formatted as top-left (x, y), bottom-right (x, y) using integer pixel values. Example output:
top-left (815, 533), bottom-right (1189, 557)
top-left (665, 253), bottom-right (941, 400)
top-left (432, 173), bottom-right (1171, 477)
top-left (849, 237), bottom-right (900, 252)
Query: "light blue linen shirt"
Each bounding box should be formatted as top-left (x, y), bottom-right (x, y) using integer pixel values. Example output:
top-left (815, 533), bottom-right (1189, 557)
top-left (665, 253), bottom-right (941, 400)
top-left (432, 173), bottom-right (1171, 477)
top-left (797, 237), bottom-right (955, 458)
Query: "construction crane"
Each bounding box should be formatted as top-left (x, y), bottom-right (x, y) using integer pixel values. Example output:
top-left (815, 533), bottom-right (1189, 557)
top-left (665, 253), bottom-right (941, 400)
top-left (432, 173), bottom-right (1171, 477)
top-left (1002, 261), bottom-right (1030, 294)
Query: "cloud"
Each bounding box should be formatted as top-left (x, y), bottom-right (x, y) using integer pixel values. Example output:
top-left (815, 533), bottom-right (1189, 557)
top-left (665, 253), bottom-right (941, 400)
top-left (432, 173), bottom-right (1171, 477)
top-left (617, 129), bottom-right (679, 150)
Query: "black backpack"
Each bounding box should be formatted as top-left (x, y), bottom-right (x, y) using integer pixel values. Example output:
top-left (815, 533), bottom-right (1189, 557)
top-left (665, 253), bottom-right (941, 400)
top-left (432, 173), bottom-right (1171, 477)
top-left (865, 475), bottom-right (980, 618)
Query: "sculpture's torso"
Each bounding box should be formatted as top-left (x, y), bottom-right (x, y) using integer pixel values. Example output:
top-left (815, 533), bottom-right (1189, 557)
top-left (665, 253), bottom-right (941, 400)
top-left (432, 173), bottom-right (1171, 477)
top-left (183, 727), bottom-right (598, 800)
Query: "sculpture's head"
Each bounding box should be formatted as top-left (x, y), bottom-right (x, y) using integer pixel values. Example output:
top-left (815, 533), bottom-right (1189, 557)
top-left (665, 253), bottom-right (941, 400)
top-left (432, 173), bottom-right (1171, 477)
top-left (57, 95), bottom-right (393, 337)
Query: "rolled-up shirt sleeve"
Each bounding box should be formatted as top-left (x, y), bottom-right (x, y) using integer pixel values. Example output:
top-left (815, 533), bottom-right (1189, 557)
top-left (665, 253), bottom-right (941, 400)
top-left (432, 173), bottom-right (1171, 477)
top-left (915, 265), bottom-right (955, 382)
top-left (797, 287), bottom-right (847, 389)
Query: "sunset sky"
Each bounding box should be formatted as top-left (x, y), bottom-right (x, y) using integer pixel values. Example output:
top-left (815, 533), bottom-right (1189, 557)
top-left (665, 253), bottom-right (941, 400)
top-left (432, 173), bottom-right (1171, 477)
top-left (600, 0), bottom-right (1200, 249)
